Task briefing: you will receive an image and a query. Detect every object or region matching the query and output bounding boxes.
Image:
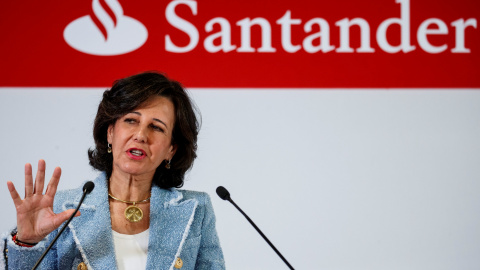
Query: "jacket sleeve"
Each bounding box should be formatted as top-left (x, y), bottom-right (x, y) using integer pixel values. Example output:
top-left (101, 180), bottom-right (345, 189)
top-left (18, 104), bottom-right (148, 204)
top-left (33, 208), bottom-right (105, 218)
top-left (195, 194), bottom-right (225, 270)
top-left (1, 229), bottom-right (58, 270)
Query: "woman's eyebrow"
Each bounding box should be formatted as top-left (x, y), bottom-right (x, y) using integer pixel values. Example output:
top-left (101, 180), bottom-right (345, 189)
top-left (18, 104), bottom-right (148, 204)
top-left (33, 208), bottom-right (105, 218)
top-left (153, 118), bottom-right (167, 128)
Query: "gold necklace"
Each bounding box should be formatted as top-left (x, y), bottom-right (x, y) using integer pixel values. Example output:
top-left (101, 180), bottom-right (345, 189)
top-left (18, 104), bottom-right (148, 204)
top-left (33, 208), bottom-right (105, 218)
top-left (108, 193), bottom-right (151, 222)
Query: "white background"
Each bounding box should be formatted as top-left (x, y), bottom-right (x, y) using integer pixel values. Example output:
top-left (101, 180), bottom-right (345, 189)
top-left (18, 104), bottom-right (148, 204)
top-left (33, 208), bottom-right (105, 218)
top-left (1, 88), bottom-right (479, 269)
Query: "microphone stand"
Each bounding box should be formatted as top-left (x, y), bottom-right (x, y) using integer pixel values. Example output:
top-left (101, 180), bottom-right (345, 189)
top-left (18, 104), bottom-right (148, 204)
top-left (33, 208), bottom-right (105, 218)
top-left (217, 186), bottom-right (295, 270)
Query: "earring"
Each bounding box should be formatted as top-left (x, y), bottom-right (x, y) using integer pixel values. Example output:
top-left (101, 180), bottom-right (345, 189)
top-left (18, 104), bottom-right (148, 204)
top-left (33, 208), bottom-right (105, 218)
top-left (107, 143), bottom-right (112, 153)
top-left (165, 159), bottom-right (171, 169)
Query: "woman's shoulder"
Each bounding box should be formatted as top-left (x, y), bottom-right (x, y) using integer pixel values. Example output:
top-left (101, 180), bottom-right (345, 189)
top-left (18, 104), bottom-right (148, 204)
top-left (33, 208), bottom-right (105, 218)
top-left (53, 173), bottom-right (108, 208)
top-left (176, 189), bottom-right (213, 206)
top-left (177, 189), bottom-right (208, 198)
top-left (56, 173), bottom-right (106, 195)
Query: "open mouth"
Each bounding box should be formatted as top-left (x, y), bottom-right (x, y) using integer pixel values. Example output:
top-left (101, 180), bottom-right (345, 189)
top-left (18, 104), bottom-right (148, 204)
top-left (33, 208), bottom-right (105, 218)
top-left (127, 148), bottom-right (146, 160)
top-left (130, 149), bottom-right (144, 156)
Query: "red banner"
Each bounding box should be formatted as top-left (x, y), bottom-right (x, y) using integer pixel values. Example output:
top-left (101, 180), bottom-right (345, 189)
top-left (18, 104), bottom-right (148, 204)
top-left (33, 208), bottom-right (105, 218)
top-left (1, 0), bottom-right (479, 87)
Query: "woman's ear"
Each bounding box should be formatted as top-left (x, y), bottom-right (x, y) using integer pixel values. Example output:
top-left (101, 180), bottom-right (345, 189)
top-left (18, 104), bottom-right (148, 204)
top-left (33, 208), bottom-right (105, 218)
top-left (107, 124), bottom-right (114, 144)
top-left (168, 144), bottom-right (178, 160)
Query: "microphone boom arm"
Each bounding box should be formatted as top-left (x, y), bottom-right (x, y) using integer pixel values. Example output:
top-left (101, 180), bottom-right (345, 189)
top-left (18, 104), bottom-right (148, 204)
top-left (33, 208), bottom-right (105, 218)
top-left (217, 186), bottom-right (295, 270)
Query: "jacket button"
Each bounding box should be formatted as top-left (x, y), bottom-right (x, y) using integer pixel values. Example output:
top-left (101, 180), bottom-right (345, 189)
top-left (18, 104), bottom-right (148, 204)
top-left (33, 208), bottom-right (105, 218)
top-left (77, 262), bottom-right (87, 270)
top-left (174, 257), bottom-right (183, 269)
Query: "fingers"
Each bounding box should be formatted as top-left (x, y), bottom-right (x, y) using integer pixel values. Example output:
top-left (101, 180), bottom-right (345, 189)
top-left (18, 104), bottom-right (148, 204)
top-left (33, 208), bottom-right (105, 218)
top-left (24, 163), bottom-right (33, 197)
top-left (34, 159), bottom-right (46, 195)
top-left (25, 160), bottom-right (60, 198)
top-left (7, 181), bottom-right (22, 207)
top-left (53, 209), bottom-right (81, 229)
top-left (45, 167), bottom-right (62, 198)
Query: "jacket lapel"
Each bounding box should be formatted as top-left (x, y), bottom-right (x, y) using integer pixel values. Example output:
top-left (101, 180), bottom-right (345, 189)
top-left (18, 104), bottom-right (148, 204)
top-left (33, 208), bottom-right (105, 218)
top-left (63, 175), bottom-right (117, 270)
top-left (60, 174), bottom-right (198, 270)
top-left (146, 187), bottom-right (198, 270)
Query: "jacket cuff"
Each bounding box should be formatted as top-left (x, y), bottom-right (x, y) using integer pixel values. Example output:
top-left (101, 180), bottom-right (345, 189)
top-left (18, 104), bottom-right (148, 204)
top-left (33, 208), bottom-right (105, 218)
top-left (2, 230), bottom-right (48, 270)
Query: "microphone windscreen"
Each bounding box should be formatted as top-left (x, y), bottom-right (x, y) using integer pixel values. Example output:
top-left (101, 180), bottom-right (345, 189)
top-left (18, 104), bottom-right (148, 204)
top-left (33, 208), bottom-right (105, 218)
top-left (216, 186), bottom-right (230, 200)
top-left (83, 181), bottom-right (95, 194)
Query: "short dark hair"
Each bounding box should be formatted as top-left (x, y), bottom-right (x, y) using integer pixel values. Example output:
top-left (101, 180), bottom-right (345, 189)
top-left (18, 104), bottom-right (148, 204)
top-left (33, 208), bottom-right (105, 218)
top-left (88, 71), bottom-right (199, 188)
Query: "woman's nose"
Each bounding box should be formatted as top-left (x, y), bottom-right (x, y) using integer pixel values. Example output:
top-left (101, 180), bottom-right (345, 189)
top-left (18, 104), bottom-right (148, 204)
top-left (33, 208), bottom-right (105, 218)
top-left (133, 126), bottom-right (147, 143)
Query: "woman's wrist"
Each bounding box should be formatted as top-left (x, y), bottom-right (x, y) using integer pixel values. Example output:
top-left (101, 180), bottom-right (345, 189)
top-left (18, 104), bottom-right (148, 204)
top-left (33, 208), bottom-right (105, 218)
top-left (12, 233), bottom-right (38, 247)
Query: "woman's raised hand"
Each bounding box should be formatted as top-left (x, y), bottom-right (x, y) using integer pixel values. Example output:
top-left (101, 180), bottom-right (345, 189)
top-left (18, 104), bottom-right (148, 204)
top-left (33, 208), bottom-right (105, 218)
top-left (6, 160), bottom-right (80, 244)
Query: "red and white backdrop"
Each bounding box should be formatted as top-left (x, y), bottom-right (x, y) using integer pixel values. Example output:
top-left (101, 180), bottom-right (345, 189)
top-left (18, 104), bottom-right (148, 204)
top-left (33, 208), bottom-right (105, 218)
top-left (1, 0), bottom-right (479, 269)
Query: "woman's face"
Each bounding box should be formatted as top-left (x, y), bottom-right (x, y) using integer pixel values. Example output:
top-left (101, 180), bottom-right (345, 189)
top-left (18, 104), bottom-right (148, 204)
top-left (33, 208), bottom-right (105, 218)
top-left (107, 96), bottom-right (177, 180)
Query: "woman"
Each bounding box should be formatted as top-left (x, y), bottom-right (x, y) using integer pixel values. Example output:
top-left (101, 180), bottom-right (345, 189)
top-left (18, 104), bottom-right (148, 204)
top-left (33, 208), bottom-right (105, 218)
top-left (1, 72), bottom-right (225, 269)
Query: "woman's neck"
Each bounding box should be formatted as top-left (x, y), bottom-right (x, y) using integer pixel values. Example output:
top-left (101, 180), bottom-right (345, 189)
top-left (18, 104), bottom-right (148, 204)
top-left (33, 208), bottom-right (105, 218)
top-left (109, 170), bottom-right (153, 201)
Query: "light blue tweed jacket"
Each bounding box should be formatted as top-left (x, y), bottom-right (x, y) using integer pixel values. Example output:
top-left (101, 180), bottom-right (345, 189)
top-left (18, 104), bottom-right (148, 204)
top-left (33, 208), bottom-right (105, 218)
top-left (0, 173), bottom-right (225, 270)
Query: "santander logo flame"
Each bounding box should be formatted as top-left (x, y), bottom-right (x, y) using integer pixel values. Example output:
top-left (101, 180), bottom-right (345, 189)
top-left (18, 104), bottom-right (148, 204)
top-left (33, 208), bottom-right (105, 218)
top-left (64, 0), bottom-right (148, 56)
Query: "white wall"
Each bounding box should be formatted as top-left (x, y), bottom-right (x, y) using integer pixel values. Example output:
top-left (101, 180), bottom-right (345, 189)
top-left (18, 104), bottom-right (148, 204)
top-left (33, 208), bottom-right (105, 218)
top-left (1, 88), bottom-right (479, 269)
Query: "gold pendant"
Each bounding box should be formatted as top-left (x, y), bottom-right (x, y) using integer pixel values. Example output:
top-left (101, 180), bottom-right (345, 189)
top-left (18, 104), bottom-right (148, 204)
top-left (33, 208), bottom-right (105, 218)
top-left (124, 204), bottom-right (143, 222)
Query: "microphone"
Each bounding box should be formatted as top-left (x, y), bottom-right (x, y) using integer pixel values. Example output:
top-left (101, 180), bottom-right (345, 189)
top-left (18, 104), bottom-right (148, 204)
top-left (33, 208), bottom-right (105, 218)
top-left (216, 186), bottom-right (295, 270)
top-left (83, 181), bottom-right (95, 194)
top-left (32, 181), bottom-right (95, 270)
top-left (216, 186), bottom-right (231, 201)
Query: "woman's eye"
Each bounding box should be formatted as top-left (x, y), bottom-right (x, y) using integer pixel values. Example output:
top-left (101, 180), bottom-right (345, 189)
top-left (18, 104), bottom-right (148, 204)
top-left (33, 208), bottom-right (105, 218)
top-left (124, 118), bottom-right (137, 123)
top-left (151, 124), bottom-right (165, 132)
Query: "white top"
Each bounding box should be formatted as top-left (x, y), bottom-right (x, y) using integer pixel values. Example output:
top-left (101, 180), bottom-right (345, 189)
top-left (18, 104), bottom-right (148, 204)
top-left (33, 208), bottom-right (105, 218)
top-left (112, 229), bottom-right (150, 270)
